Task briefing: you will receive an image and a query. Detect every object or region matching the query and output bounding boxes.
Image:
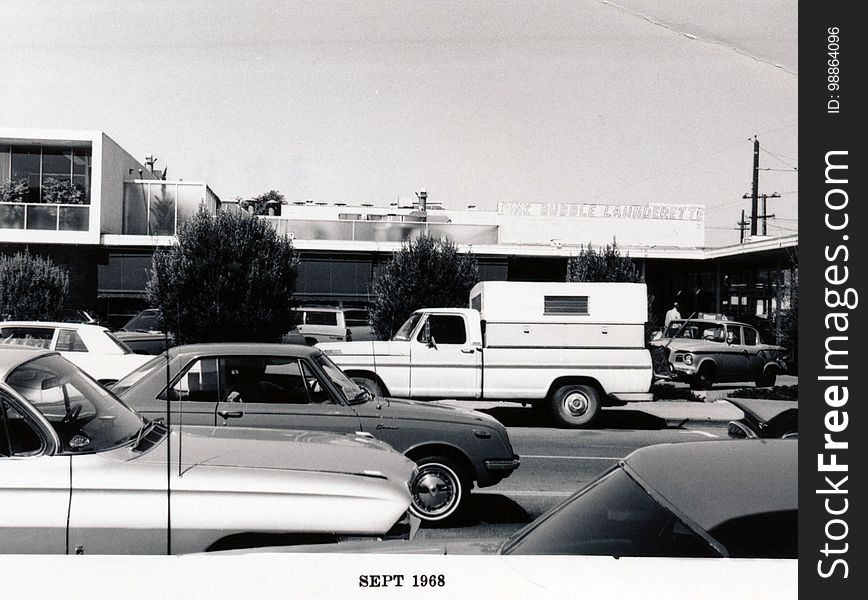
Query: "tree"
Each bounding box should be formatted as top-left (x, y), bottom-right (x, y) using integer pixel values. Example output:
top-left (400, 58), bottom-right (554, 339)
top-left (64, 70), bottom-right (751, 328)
top-left (241, 190), bottom-right (286, 216)
top-left (146, 209), bottom-right (299, 344)
top-left (370, 235), bottom-right (479, 340)
top-left (0, 251), bottom-right (69, 320)
top-left (566, 241), bottom-right (641, 283)
top-left (566, 241), bottom-right (658, 338)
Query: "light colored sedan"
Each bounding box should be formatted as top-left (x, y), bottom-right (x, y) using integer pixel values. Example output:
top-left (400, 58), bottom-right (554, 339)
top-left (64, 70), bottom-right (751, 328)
top-left (0, 347), bottom-right (417, 554)
top-left (0, 321), bottom-right (153, 384)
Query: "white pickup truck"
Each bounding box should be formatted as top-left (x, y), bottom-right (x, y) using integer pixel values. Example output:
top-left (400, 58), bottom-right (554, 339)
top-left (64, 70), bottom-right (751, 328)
top-left (318, 281), bottom-right (654, 427)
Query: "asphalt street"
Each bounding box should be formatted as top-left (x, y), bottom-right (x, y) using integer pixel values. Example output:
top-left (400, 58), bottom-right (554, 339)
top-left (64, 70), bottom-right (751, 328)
top-left (415, 378), bottom-right (799, 543)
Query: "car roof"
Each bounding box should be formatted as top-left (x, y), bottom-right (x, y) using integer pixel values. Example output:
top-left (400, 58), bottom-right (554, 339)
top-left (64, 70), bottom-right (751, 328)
top-left (168, 343), bottom-right (322, 359)
top-left (0, 346), bottom-right (56, 379)
top-left (623, 439), bottom-right (796, 532)
top-left (0, 320), bottom-right (109, 332)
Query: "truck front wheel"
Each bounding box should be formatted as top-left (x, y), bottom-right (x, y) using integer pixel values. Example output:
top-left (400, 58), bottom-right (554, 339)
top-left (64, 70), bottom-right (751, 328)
top-left (551, 384), bottom-right (601, 428)
top-left (351, 376), bottom-right (382, 399)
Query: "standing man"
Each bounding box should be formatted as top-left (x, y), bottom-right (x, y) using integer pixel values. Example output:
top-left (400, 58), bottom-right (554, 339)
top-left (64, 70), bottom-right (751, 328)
top-left (664, 301), bottom-right (682, 328)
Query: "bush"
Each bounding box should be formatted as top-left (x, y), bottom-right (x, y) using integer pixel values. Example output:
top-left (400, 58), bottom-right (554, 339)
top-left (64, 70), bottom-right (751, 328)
top-left (0, 251), bottom-right (69, 320)
top-left (146, 209), bottom-right (299, 344)
top-left (728, 385), bottom-right (798, 401)
top-left (370, 235), bottom-right (479, 340)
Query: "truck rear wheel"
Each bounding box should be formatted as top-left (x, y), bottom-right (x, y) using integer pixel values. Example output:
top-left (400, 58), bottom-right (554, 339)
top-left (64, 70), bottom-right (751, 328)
top-left (551, 384), bottom-right (601, 428)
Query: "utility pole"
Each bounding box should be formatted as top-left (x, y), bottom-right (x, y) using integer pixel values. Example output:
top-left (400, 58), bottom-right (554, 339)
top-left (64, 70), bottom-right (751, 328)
top-left (742, 136), bottom-right (779, 238)
top-left (758, 192), bottom-right (780, 235)
top-left (750, 136), bottom-right (759, 235)
top-left (737, 209), bottom-right (749, 244)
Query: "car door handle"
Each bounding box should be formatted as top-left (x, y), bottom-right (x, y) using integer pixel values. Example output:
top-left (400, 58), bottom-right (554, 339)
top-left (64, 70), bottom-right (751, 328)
top-left (461, 348), bottom-right (475, 354)
top-left (218, 410), bottom-right (243, 419)
top-left (376, 423), bottom-right (399, 430)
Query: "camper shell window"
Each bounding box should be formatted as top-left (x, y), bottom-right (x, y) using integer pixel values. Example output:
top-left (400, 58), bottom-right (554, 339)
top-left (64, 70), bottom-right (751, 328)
top-left (544, 296), bottom-right (589, 315)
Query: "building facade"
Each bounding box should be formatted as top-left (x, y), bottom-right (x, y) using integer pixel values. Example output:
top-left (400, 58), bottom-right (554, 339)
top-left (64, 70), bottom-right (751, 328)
top-left (1, 128), bottom-right (796, 332)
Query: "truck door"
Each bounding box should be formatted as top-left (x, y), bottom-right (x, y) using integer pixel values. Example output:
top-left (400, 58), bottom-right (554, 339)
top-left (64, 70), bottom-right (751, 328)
top-left (410, 314), bottom-right (481, 399)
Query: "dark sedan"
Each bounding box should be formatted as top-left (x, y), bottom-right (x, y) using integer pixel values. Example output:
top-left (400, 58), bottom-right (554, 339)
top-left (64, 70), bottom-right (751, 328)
top-left (111, 343), bottom-right (520, 524)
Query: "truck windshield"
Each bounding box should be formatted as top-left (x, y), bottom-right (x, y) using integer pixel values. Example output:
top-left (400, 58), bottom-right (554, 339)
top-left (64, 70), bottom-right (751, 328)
top-left (391, 313), bottom-right (422, 341)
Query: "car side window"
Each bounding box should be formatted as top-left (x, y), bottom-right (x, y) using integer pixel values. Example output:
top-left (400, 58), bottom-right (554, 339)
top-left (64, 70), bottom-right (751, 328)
top-left (170, 358), bottom-right (220, 403)
top-left (743, 328), bottom-right (758, 346)
top-left (305, 312), bottom-right (338, 326)
top-left (56, 329), bottom-right (89, 352)
top-left (727, 327), bottom-right (742, 345)
top-left (0, 326), bottom-right (54, 349)
top-left (417, 315), bottom-right (467, 345)
top-left (301, 361), bottom-right (332, 404)
top-left (222, 356), bottom-right (314, 405)
top-left (0, 397), bottom-right (43, 457)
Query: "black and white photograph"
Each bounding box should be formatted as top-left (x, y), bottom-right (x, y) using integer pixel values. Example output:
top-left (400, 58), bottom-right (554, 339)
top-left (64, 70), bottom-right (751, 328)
top-left (0, 0), bottom-right (846, 597)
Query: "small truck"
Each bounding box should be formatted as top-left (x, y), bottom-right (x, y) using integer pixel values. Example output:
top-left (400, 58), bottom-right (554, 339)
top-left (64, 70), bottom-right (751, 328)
top-left (318, 281), bottom-right (654, 427)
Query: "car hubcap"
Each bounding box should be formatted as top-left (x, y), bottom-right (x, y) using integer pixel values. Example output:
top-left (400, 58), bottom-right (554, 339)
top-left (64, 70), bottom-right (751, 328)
top-left (564, 392), bottom-right (589, 416)
top-left (411, 465), bottom-right (457, 517)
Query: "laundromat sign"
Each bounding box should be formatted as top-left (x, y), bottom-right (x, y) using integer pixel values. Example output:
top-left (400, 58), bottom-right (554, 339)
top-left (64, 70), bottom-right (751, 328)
top-left (497, 201), bottom-right (705, 221)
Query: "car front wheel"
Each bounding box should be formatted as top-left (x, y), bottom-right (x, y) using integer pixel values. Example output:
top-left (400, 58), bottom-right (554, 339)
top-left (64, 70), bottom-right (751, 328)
top-left (409, 456), bottom-right (468, 524)
top-left (755, 369), bottom-right (777, 387)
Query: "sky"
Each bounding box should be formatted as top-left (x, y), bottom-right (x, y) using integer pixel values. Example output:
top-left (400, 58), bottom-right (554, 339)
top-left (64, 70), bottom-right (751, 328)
top-left (1, 0), bottom-right (797, 246)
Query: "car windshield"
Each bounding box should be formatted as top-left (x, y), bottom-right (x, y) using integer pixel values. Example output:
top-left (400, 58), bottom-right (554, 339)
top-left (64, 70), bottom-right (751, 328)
top-left (123, 310), bottom-right (159, 332)
top-left (501, 467), bottom-right (719, 557)
top-left (5, 354), bottom-right (145, 454)
top-left (664, 321), bottom-right (725, 342)
top-left (391, 313), bottom-right (422, 341)
top-left (110, 354), bottom-right (166, 395)
top-left (315, 354), bottom-right (366, 404)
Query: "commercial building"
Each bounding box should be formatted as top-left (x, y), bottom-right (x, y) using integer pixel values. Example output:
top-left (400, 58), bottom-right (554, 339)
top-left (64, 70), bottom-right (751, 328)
top-left (1, 128), bottom-right (796, 330)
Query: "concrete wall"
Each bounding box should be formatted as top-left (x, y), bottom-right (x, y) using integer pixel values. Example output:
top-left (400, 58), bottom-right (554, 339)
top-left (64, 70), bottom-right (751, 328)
top-left (99, 133), bottom-right (155, 235)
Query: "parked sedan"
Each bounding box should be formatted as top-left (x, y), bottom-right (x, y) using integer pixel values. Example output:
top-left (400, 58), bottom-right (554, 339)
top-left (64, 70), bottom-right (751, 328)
top-left (649, 318), bottom-right (787, 389)
top-left (112, 343), bottom-right (520, 523)
top-left (0, 321), bottom-right (152, 384)
top-left (0, 346), bottom-right (417, 554)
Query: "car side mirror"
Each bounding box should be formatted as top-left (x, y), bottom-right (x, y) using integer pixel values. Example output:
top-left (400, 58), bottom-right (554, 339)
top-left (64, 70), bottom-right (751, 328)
top-left (427, 336), bottom-right (437, 349)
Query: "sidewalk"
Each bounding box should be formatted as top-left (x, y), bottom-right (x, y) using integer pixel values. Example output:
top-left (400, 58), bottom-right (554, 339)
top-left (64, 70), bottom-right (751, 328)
top-left (607, 400), bottom-right (742, 425)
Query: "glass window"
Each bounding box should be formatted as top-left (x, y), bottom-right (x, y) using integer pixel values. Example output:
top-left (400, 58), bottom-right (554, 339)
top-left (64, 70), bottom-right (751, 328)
top-left (148, 184), bottom-right (177, 236)
top-left (6, 354), bottom-right (143, 454)
top-left (743, 328), bottom-right (758, 346)
top-left (171, 358), bottom-right (220, 403)
top-left (56, 329), bottom-right (89, 352)
top-left (709, 510), bottom-right (797, 559)
top-left (221, 356), bottom-right (310, 405)
top-left (315, 354), bottom-right (363, 404)
top-left (502, 468), bottom-right (718, 557)
top-left (123, 182), bottom-right (148, 234)
top-left (392, 313), bottom-right (422, 341)
top-left (419, 315), bottom-right (467, 345)
top-left (343, 310), bottom-right (369, 327)
top-left (301, 361), bottom-right (330, 404)
top-left (176, 184), bottom-right (204, 225)
top-left (0, 397), bottom-right (43, 457)
top-left (726, 327), bottom-right (742, 345)
top-left (305, 311), bottom-right (338, 326)
top-left (10, 147), bottom-right (40, 202)
top-left (0, 326), bottom-right (54, 349)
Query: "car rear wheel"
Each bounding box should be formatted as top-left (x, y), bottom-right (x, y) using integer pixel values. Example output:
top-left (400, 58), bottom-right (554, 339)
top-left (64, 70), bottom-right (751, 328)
top-left (550, 384), bottom-right (601, 428)
top-left (409, 456), bottom-right (468, 524)
top-left (351, 376), bottom-right (382, 398)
